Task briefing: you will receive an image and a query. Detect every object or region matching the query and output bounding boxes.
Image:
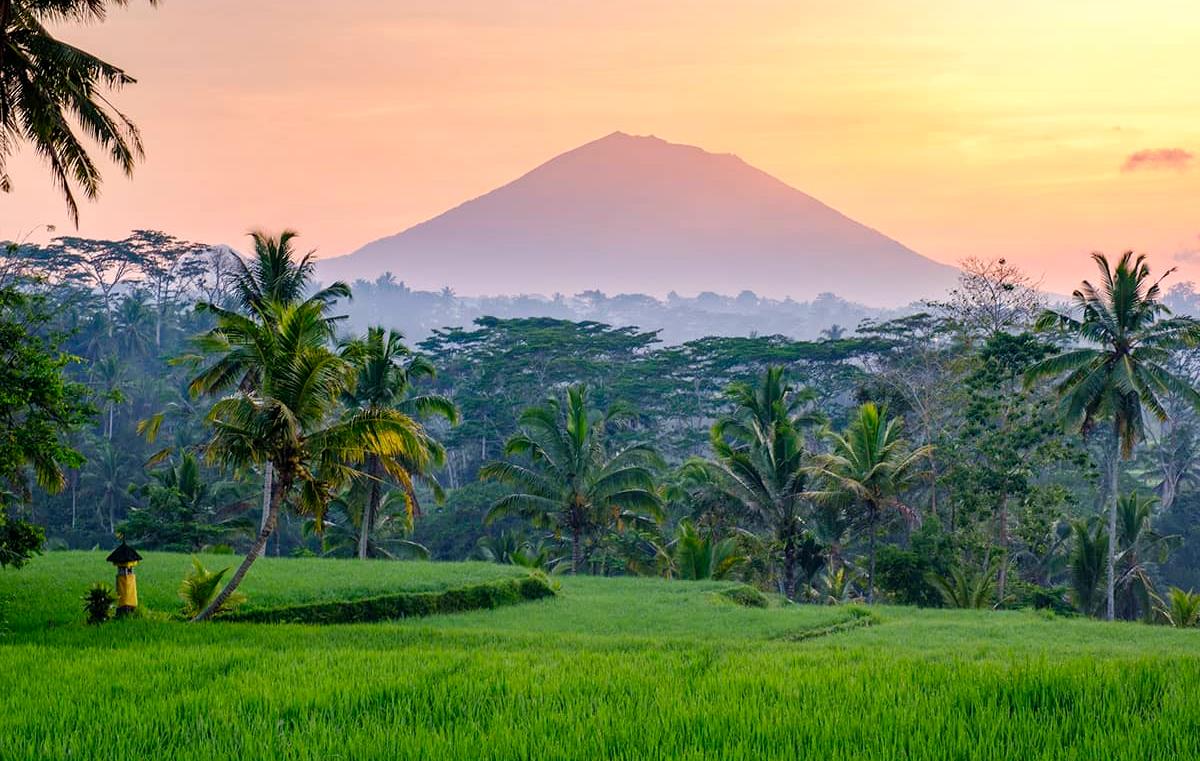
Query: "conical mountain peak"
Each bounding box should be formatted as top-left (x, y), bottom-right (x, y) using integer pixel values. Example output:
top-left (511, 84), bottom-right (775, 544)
top-left (320, 134), bottom-right (956, 305)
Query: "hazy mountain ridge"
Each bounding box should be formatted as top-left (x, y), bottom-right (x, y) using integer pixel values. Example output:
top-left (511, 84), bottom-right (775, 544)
top-left (319, 132), bottom-right (958, 306)
top-left (337, 276), bottom-right (906, 344)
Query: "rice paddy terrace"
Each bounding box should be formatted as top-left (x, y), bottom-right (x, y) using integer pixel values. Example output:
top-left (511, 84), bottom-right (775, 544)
top-left (2, 552), bottom-right (1198, 760)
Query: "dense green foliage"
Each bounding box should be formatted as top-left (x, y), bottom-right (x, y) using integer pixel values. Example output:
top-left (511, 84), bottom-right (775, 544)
top-left (0, 234), bottom-right (1198, 623)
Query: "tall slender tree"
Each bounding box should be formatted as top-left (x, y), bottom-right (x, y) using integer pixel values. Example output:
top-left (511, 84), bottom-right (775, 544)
top-left (342, 326), bottom-right (457, 559)
top-left (1026, 252), bottom-right (1200, 620)
top-left (687, 367), bottom-right (822, 600)
top-left (808, 402), bottom-right (931, 603)
top-left (190, 230), bottom-right (350, 553)
top-left (189, 300), bottom-right (432, 621)
top-left (481, 384), bottom-right (662, 573)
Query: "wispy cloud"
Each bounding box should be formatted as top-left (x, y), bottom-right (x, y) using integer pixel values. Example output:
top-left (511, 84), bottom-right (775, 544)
top-left (1122, 148), bottom-right (1193, 172)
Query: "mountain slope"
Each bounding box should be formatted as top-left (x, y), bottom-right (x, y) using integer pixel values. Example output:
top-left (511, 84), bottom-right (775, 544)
top-left (319, 132), bottom-right (958, 305)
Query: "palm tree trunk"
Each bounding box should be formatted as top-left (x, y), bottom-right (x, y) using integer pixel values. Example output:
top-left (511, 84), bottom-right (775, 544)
top-left (70, 471), bottom-right (77, 530)
top-left (1106, 421), bottom-right (1120, 622)
top-left (193, 468), bottom-right (286, 622)
top-left (255, 462), bottom-right (273, 559)
top-left (867, 503), bottom-right (877, 604)
top-left (782, 532), bottom-right (798, 601)
top-left (996, 494), bottom-right (1009, 605)
top-left (571, 529), bottom-right (583, 574)
top-left (358, 455), bottom-right (382, 560)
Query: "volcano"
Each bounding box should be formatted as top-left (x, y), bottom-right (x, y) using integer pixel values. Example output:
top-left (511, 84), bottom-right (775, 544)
top-left (318, 132), bottom-right (957, 305)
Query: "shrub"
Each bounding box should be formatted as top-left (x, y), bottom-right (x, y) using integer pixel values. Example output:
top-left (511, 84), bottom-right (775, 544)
top-left (718, 584), bottom-right (770, 608)
top-left (226, 573), bottom-right (556, 624)
top-left (926, 563), bottom-right (996, 609)
top-left (180, 557), bottom-right (245, 618)
top-left (0, 517), bottom-right (45, 569)
top-left (876, 546), bottom-right (942, 606)
top-left (83, 583), bottom-right (115, 625)
top-left (1155, 587), bottom-right (1200, 628)
top-left (1007, 581), bottom-right (1074, 615)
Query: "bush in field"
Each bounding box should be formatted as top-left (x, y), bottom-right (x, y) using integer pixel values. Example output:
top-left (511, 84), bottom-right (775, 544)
top-left (927, 562), bottom-right (997, 609)
top-left (1154, 587), bottom-right (1200, 628)
top-left (672, 520), bottom-right (746, 581)
top-left (718, 584), bottom-right (769, 608)
top-left (82, 583), bottom-right (115, 625)
top-left (876, 546), bottom-right (941, 607)
top-left (179, 557), bottom-right (245, 619)
top-left (820, 566), bottom-right (860, 605)
top-left (1007, 580), bottom-right (1074, 615)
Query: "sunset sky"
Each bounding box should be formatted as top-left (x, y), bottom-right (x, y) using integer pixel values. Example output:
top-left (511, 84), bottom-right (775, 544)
top-left (4, 0), bottom-right (1200, 295)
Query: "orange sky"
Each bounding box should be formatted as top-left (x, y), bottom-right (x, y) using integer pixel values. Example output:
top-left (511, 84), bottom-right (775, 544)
top-left (3, 0), bottom-right (1200, 295)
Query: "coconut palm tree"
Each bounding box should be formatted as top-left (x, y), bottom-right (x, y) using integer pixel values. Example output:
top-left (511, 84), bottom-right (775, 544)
top-left (927, 559), bottom-right (999, 609)
top-left (188, 230), bottom-right (351, 551)
top-left (1069, 517), bottom-right (1108, 616)
top-left (227, 230), bottom-right (349, 316)
top-left (306, 489), bottom-right (430, 560)
top-left (1114, 491), bottom-right (1178, 621)
top-left (686, 367), bottom-right (822, 600)
top-left (480, 384), bottom-right (662, 574)
top-left (669, 519), bottom-right (746, 581)
top-left (342, 326), bottom-right (457, 559)
top-left (81, 438), bottom-right (135, 533)
top-left (1026, 251), bottom-right (1200, 620)
top-left (189, 299), bottom-right (432, 621)
top-left (0, 0), bottom-right (157, 223)
top-left (1154, 587), bottom-right (1200, 628)
top-left (808, 402), bottom-right (931, 603)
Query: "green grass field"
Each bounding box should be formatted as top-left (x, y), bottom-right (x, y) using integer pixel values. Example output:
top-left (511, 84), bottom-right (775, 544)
top-left (3, 552), bottom-right (1200, 759)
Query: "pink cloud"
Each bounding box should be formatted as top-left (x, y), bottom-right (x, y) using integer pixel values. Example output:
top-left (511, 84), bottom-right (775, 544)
top-left (1122, 148), bottom-right (1193, 172)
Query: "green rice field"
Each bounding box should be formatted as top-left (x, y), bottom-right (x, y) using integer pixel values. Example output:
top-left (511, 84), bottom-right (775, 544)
top-left (2, 551), bottom-right (1199, 759)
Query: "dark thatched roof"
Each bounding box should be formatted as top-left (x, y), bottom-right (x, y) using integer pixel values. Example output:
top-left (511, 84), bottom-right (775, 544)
top-left (106, 542), bottom-right (142, 565)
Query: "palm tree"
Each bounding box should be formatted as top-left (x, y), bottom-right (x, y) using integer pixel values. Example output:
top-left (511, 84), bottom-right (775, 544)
top-left (112, 291), bottom-right (156, 357)
top-left (1026, 252), bottom-right (1200, 620)
top-left (687, 367), bottom-right (821, 600)
top-left (1069, 517), bottom-right (1108, 616)
top-left (670, 519), bottom-right (746, 581)
top-left (89, 354), bottom-right (125, 440)
top-left (0, 0), bottom-right (156, 223)
top-left (121, 451), bottom-right (252, 551)
top-left (927, 560), bottom-right (999, 609)
top-left (189, 299), bottom-right (432, 621)
top-left (228, 230), bottom-right (349, 315)
top-left (480, 384), bottom-right (662, 574)
top-left (473, 531), bottom-right (561, 571)
top-left (1114, 491), bottom-right (1177, 621)
top-left (808, 402), bottom-right (931, 603)
top-left (307, 489), bottom-right (430, 560)
top-left (342, 326), bottom-right (457, 559)
top-left (189, 230), bottom-right (351, 552)
top-left (81, 438), bottom-right (135, 533)
top-left (1154, 587), bottom-right (1200, 628)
